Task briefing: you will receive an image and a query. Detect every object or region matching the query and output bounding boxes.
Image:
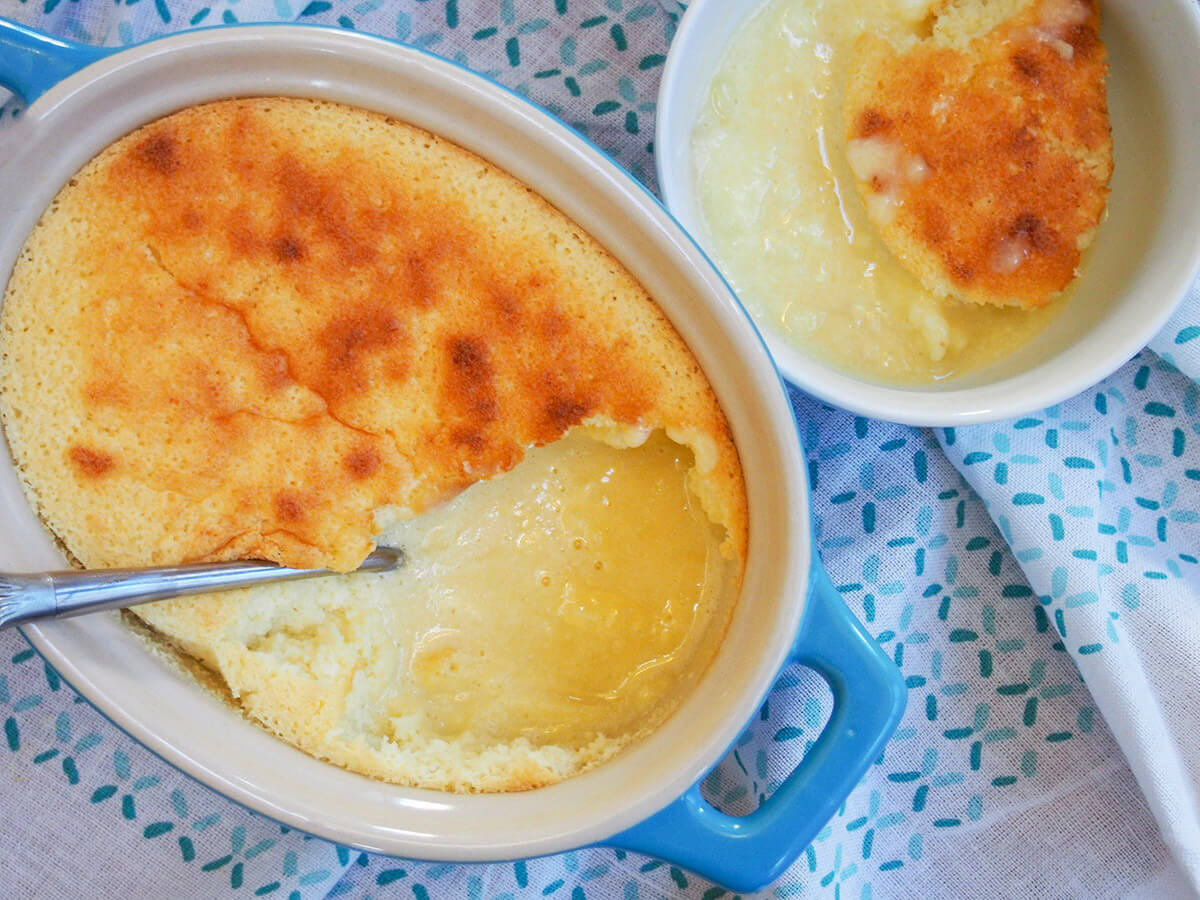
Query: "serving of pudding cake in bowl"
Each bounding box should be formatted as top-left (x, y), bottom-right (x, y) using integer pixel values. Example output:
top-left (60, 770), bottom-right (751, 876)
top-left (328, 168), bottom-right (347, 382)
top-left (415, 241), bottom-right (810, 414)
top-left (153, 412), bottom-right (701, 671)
top-left (658, 0), bottom-right (1200, 424)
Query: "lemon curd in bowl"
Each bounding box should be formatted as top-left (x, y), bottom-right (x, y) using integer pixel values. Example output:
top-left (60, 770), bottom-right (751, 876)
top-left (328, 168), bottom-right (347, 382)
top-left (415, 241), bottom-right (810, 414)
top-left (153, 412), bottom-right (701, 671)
top-left (0, 97), bottom-right (748, 792)
top-left (691, 0), bottom-right (1114, 384)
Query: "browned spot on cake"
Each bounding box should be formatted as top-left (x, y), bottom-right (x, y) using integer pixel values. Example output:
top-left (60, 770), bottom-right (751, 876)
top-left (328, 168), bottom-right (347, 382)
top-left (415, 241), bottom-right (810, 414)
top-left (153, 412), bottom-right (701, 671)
top-left (304, 302), bottom-right (411, 404)
top-left (450, 428), bottom-right (487, 451)
top-left (546, 396), bottom-right (592, 431)
top-left (69, 445), bottom-right (115, 477)
top-left (857, 109), bottom-right (892, 137)
top-left (445, 336), bottom-right (498, 421)
top-left (1009, 125), bottom-right (1038, 159)
top-left (139, 133), bottom-right (180, 176)
top-left (950, 260), bottom-right (975, 284)
top-left (343, 447), bottom-right (380, 479)
top-left (448, 336), bottom-right (491, 380)
top-left (181, 209), bottom-right (203, 230)
top-left (1066, 22), bottom-right (1099, 56)
top-left (273, 236), bottom-right (306, 262)
top-left (1010, 212), bottom-right (1052, 252)
top-left (273, 491), bottom-right (306, 522)
top-left (322, 304), bottom-right (405, 369)
top-left (1012, 51), bottom-right (1041, 82)
top-left (277, 158), bottom-right (377, 268)
top-left (920, 203), bottom-right (950, 244)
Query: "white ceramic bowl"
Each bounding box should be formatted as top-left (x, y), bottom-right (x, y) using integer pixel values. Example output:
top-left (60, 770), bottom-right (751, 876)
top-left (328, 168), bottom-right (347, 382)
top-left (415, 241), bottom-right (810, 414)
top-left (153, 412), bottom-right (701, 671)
top-left (656, 0), bottom-right (1200, 426)
top-left (0, 21), bottom-right (904, 892)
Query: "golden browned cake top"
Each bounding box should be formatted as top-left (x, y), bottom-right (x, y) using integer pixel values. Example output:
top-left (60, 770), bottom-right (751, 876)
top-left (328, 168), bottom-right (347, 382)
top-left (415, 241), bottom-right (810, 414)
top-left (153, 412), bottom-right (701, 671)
top-left (1, 98), bottom-right (746, 573)
top-left (844, 0), bottom-right (1112, 309)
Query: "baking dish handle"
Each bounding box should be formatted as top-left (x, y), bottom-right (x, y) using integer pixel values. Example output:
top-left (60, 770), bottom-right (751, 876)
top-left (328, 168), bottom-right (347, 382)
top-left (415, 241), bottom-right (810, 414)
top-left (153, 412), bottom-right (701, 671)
top-left (609, 559), bottom-right (906, 892)
top-left (0, 19), bottom-right (112, 105)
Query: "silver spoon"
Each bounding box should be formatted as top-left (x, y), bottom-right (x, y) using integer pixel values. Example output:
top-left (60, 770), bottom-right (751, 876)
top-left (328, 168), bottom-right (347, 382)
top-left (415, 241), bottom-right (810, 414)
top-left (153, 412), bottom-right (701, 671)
top-left (0, 546), bottom-right (405, 631)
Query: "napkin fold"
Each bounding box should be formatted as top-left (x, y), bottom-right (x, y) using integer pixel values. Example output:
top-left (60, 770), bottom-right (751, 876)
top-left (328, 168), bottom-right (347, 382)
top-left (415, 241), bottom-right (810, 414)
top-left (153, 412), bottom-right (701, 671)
top-left (940, 280), bottom-right (1200, 889)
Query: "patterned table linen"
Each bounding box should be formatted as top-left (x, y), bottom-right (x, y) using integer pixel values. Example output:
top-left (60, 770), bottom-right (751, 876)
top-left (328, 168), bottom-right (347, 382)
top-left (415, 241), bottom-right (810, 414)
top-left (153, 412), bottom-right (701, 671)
top-left (0, 2), bottom-right (1196, 898)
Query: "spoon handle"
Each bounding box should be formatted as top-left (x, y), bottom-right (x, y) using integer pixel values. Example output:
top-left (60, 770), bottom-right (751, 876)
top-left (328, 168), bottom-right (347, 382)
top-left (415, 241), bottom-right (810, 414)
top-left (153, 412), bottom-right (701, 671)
top-left (0, 547), bottom-right (404, 630)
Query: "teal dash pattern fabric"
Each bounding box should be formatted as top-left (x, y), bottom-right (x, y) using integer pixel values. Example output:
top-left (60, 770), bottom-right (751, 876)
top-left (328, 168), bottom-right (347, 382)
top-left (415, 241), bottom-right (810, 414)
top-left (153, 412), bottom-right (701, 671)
top-left (0, 2), bottom-right (1197, 898)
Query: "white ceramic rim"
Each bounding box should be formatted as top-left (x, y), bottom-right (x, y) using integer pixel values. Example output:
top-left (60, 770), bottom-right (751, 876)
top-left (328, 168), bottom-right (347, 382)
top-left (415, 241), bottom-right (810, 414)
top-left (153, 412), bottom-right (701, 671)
top-left (656, 0), bottom-right (1200, 427)
top-left (0, 26), bottom-right (811, 860)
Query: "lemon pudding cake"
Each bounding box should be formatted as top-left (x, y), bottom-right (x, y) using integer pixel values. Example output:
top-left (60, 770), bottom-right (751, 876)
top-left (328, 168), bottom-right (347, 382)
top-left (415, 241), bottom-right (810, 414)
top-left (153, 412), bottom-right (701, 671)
top-left (692, 0), bottom-right (1111, 382)
top-left (0, 98), bottom-right (748, 791)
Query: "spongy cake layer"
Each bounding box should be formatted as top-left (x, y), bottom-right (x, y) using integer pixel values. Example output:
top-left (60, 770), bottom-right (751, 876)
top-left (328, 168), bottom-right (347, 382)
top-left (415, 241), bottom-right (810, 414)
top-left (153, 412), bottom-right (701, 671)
top-left (844, 0), bottom-right (1112, 309)
top-left (0, 97), bottom-right (746, 572)
top-left (0, 98), bottom-right (748, 791)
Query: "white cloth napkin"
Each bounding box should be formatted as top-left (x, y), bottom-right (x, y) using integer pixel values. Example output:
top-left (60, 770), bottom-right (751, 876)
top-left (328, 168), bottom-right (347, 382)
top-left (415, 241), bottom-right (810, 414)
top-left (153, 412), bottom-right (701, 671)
top-left (940, 282), bottom-right (1200, 890)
